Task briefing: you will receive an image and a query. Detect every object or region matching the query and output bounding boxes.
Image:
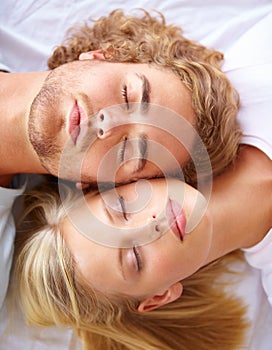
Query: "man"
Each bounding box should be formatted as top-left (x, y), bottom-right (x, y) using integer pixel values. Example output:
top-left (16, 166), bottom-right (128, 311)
top-left (0, 60), bottom-right (195, 187)
top-left (1, 42), bottom-right (239, 188)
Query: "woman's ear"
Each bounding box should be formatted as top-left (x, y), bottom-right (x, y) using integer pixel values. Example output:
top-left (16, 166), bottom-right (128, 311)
top-left (79, 49), bottom-right (105, 61)
top-left (137, 282), bottom-right (183, 313)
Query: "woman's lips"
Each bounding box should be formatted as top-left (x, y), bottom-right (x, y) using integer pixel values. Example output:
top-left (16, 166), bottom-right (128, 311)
top-left (166, 198), bottom-right (186, 240)
top-left (69, 101), bottom-right (81, 144)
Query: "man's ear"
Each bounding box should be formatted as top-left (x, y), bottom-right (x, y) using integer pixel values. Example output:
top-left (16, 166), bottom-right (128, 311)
top-left (137, 282), bottom-right (183, 313)
top-left (79, 49), bottom-right (105, 61)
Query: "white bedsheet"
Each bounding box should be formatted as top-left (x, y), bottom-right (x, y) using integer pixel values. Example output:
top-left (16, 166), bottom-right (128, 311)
top-left (1, 0), bottom-right (272, 72)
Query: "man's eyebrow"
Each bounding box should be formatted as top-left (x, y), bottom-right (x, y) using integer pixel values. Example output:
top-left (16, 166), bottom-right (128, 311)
top-left (136, 135), bottom-right (148, 172)
top-left (136, 73), bottom-right (151, 114)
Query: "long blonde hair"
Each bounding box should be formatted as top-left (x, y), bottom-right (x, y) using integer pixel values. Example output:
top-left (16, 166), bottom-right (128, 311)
top-left (48, 9), bottom-right (241, 185)
top-left (13, 184), bottom-right (249, 350)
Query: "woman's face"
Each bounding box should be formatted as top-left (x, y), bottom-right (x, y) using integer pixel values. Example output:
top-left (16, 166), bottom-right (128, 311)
top-left (61, 178), bottom-right (213, 304)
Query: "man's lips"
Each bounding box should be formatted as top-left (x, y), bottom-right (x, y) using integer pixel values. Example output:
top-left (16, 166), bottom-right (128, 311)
top-left (166, 198), bottom-right (186, 240)
top-left (69, 101), bottom-right (88, 144)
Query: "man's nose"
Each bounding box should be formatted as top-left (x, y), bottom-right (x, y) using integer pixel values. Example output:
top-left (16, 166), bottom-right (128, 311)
top-left (96, 106), bottom-right (129, 139)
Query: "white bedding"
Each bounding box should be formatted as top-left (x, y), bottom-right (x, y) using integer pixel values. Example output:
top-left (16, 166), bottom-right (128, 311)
top-left (0, 1), bottom-right (271, 349)
top-left (1, 0), bottom-right (272, 72)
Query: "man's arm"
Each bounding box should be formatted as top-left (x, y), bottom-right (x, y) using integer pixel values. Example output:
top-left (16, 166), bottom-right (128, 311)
top-left (207, 145), bottom-right (272, 263)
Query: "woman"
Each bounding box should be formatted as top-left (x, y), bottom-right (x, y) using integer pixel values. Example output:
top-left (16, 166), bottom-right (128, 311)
top-left (13, 178), bottom-right (249, 350)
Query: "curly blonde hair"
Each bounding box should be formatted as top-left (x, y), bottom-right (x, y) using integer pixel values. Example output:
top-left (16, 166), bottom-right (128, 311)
top-left (12, 184), bottom-right (249, 350)
top-left (48, 9), bottom-right (241, 185)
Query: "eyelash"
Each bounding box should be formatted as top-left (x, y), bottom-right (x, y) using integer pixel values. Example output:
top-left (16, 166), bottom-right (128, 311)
top-left (133, 246), bottom-right (142, 271)
top-left (118, 137), bottom-right (127, 164)
top-left (121, 85), bottom-right (129, 109)
top-left (118, 195), bottom-right (128, 221)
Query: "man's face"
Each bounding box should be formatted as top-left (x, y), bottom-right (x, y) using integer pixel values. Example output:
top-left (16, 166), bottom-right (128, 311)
top-left (28, 59), bottom-right (196, 183)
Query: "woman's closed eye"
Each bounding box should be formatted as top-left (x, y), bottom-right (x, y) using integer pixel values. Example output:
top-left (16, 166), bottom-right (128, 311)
top-left (133, 246), bottom-right (142, 271)
top-left (102, 194), bottom-right (130, 224)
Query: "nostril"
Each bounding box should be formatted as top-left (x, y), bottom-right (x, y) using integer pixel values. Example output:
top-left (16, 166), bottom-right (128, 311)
top-left (152, 215), bottom-right (156, 219)
top-left (99, 114), bottom-right (104, 121)
top-left (98, 128), bottom-right (104, 137)
top-left (155, 224), bottom-right (160, 232)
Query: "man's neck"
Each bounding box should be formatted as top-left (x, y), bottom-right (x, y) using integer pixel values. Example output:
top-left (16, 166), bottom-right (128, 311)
top-left (0, 71), bottom-right (49, 186)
